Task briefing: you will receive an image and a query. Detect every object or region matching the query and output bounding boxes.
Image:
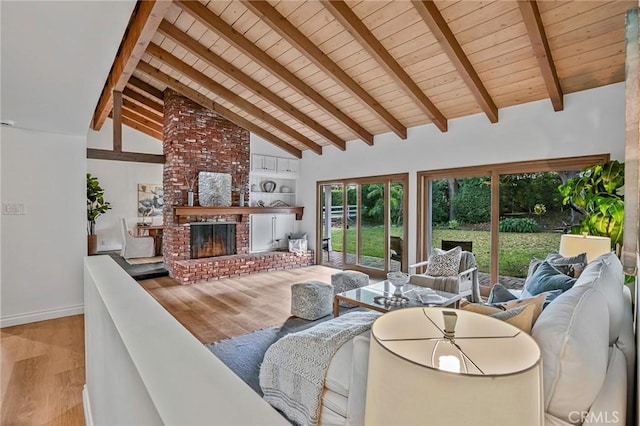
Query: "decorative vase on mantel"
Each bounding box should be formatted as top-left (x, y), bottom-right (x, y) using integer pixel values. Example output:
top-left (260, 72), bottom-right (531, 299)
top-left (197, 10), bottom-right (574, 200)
top-left (187, 189), bottom-right (195, 207)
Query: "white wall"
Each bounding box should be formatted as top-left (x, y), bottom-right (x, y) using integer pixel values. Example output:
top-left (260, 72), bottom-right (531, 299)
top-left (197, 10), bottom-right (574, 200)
top-left (1, 126), bottom-right (86, 326)
top-left (86, 118), bottom-right (163, 251)
top-left (297, 83), bottom-right (626, 264)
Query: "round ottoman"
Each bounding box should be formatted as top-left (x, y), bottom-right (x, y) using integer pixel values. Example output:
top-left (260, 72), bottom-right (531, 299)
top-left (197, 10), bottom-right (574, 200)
top-left (290, 280), bottom-right (333, 320)
top-left (331, 270), bottom-right (369, 307)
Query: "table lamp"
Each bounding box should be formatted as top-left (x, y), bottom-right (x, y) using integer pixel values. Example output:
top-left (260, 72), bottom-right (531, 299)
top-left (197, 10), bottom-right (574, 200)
top-left (365, 307), bottom-right (543, 426)
top-left (559, 233), bottom-right (611, 263)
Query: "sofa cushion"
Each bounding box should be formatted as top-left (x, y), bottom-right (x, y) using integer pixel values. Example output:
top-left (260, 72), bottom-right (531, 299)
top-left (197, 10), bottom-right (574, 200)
top-left (321, 389), bottom-right (348, 419)
top-left (426, 246), bottom-right (461, 277)
top-left (583, 347), bottom-right (627, 426)
top-left (532, 285), bottom-right (609, 424)
top-left (573, 252), bottom-right (624, 345)
top-left (524, 261), bottom-right (577, 296)
top-left (324, 336), bottom-right (356, 398)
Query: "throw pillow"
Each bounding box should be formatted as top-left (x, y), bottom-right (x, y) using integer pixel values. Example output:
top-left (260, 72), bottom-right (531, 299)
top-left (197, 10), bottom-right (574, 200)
top-left (525, 253), bottom-right (587, 288)
top-left (546, 251), bottom-right (587, 266)
top-left (425, 246), bottom-right (462, 277)
top-left (487, 283), bottom-right (518, 304)
top-left (497, 293), bottom-right (547, 324)
top-left (490, 304), bottom-right (536, 333)
top-left (461, 303), bottom-right (502, 316)
top-left (524, 261), bottom-right (577, 296)
top-left (541, 289), bottom-right (563, 308)
top-left (462, 303), bottom-right (536, 333)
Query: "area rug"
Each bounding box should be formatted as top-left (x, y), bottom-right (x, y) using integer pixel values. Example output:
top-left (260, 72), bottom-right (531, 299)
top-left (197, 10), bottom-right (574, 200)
top-left (125, 255), bottom-right (163, 265)
top-left (206, 310), bottom-right (359, 396)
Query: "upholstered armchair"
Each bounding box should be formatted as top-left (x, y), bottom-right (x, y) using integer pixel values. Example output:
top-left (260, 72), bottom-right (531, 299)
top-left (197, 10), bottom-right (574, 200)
top-left (120, 218), bottom-right (155, 259)
top-left (408, 249), bottom-right (480, 303)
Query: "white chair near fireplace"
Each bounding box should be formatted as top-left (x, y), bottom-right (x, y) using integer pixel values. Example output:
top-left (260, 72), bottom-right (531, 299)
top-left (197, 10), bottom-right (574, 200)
top-left (120, 218), bottom-right (155, 259)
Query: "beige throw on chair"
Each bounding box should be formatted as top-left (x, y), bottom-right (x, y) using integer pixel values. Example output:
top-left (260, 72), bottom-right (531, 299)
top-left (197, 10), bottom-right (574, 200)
top-left (120, 218), bottom-right (155, 259)
top-left (409, 250), bottom-right (480, 303)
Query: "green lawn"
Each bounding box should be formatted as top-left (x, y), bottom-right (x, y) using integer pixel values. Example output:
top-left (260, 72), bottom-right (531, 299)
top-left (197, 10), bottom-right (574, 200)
top-left (330, 226), bottom-right (561, 277)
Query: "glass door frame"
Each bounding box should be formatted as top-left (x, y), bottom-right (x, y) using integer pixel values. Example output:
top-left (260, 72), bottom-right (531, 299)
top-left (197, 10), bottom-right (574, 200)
top-left (316, 173), bottom-right (409, 278)
top-left (416, 154), bottom-right (610, 286)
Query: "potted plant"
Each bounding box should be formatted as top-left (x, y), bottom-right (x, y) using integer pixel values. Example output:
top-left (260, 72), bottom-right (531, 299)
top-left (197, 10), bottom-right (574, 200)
top-left (558, 160), bottom-right (624, 248)
top-left (87, 173), bottom-right (111, 255)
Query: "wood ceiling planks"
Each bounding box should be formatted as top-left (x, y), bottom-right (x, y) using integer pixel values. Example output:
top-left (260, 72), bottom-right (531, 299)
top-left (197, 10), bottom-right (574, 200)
top-left (92, 0), bottom-right (636, 155)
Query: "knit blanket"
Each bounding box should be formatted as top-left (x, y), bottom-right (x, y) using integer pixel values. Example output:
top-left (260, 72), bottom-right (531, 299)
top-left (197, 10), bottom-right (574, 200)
top-left (259, 311), bottom-right (381, 426)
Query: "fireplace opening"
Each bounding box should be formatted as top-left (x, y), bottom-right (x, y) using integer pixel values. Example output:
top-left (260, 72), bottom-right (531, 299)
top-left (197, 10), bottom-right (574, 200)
top-left (190, 222), bottom-right (236, 259)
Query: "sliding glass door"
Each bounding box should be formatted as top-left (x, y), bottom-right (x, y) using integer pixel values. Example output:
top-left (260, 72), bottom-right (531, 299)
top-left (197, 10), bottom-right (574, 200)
top-left (417, 154), bottom-right (609, 288)
top-left (317, 174), bottom-right (408, 277)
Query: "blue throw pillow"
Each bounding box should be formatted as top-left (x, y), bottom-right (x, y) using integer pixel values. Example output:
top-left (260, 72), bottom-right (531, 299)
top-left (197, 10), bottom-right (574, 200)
top-left (541, 289), bottom-right (563, 308)
top-left (524, 261), bottom-right (577, 296)
top-left (487, 283), bottom-right (518, 304)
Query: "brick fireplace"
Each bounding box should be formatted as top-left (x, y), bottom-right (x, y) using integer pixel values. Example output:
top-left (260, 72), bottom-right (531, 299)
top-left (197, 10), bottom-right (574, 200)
top-left (162, 90), bottom-right (313, 284)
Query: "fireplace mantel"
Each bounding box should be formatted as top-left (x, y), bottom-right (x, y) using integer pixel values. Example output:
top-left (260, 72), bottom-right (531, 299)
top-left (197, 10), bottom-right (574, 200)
top-left (174, 206), bottom-right (304, 222)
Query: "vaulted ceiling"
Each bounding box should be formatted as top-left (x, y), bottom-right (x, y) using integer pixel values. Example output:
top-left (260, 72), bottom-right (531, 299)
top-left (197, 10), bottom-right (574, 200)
top-left (92, 0), bottom-right (636, 158)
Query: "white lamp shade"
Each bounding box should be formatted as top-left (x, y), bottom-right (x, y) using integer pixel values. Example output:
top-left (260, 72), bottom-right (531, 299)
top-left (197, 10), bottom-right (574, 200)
top-left (365, 307), bottom-right (543, 426)
top-left (559, 234), bottom-right (611, 263)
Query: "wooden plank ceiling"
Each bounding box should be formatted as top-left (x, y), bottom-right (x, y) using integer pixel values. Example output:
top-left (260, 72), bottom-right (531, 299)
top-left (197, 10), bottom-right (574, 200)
top-left (92, 0), bottom-right (635, 158)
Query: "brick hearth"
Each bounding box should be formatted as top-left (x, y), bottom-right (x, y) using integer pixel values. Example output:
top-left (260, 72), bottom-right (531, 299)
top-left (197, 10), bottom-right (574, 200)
top-left (162, 90), bottom-right (312, 283)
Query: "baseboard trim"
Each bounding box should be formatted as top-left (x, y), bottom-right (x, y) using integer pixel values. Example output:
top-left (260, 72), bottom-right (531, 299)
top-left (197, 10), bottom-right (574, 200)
top-left (82, 385), bottom-right (94, 426)
top-left (0, 304), bottom-right (84, 327)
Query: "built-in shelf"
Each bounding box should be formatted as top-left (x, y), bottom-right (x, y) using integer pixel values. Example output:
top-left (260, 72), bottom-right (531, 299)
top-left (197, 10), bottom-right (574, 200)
top-left (174, 206), bottom-right (304, 222)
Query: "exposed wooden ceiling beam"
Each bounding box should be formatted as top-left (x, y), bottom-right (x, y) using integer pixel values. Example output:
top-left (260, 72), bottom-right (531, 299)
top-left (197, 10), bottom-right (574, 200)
top-left (87, 148), bottom-right (165, 163)
top-left (242, 0), bottom-right (407, 140)
top-left (157, 20), bottom-right (342, 151)
top-left (122, 98), bottom-right (163, 126)
top-left (91, 0), bottom-right (172, 130)
top-left (122, 116), bottom-right (163, 140)
top-left (412, 0), bottom-right (498, 123)
top-left (145, 43), bottom-right (322, 155)
top-left (517, 0), bottom-right (564, 111)
top-left (108, 110), bottom-right (163, 140)
top-left (136, 61), bottom-right (303, 158)
top-left (173, 0), bottom-right (373, 146)
top-left (122, 87), bottom-right (163, 115)
top-left (122, 108), bottom-right (163, 134)
top-left (127, 76), bottom-right (164, 103)
top-left (321, 0), bottom-right (448, 133)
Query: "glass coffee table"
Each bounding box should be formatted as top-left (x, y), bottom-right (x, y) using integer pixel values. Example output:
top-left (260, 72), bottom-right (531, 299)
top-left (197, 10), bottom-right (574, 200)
top-left (333, 280), bottom-right (461, 317)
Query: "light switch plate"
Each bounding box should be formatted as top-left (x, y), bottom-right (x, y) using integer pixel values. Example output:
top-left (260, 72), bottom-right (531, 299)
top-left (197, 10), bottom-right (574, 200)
top-left (3, 202), bottom-right (26, 215)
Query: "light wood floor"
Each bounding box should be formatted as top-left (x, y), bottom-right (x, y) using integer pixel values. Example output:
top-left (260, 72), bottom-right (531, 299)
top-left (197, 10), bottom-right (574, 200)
top-left (0, 315), bottom-right (85, 426)
top-left (139, 265), bottom-right (340, 343)
top-left (0, 265), bottom-right (340, 424)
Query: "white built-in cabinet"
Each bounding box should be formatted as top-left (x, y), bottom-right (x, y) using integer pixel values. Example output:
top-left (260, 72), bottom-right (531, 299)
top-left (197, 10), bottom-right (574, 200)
top-left (250, 213), bottom-right (295, 252)
top-left (251, 154), bottom-right (277, 173)
top-left (276, 157), bottom-right (298, 175)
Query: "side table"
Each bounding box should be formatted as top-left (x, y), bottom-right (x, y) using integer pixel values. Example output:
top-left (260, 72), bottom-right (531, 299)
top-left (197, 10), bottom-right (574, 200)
top-left (136, 225), bottom-right (163, 256)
